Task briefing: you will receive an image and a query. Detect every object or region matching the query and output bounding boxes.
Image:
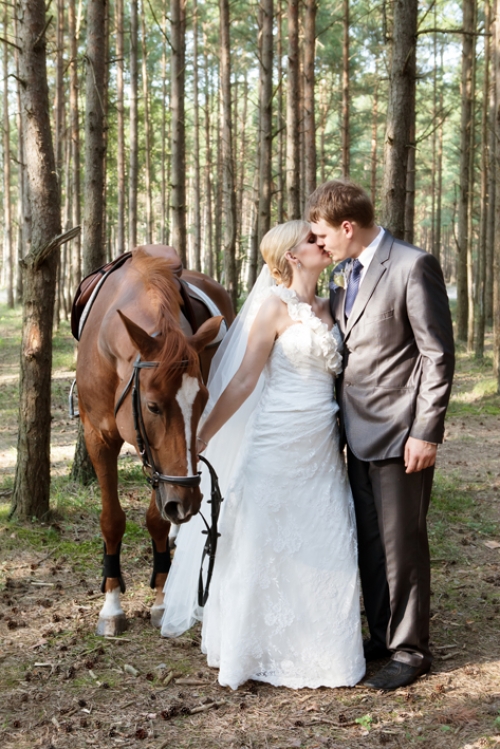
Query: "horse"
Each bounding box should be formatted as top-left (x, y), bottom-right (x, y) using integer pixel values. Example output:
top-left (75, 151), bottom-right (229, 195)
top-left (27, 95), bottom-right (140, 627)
top-left (75, 245), bottom-right (234, 636)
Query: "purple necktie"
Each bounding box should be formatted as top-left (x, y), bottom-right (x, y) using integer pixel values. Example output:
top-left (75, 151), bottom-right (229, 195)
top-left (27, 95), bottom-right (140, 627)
top-left (345, 259), bottom-right (363, 318)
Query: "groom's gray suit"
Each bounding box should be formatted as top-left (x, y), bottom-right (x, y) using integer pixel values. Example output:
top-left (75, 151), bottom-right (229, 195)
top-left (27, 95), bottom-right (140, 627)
top-left (330, 230), bottom-right (454, 667)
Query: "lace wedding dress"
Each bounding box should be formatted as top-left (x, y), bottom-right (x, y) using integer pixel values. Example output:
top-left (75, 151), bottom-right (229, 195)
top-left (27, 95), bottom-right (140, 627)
top-left (161, 284), bottom-right (365, 690)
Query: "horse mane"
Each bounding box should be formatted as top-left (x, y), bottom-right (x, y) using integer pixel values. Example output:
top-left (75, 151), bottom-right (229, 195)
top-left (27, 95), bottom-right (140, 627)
top-left (130, 250), bottom-right (199, 384)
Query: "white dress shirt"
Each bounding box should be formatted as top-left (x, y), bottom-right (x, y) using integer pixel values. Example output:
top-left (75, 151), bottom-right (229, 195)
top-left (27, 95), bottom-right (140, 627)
top-left (356, 226), bottom-right (385, 287)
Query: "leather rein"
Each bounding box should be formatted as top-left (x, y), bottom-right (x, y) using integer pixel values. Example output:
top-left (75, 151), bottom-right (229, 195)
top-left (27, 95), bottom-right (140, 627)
top-left (114, 352), bottom-right (223, 606)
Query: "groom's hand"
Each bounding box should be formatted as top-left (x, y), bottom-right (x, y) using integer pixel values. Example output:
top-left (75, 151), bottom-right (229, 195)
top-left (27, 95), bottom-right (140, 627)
top-left (404, 437), bottom-right (437, 473)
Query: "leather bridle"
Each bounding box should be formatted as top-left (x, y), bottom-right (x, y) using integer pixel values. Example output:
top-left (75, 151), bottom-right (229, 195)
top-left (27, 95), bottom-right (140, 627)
top-left (114, 353), bottom-right (223, 606)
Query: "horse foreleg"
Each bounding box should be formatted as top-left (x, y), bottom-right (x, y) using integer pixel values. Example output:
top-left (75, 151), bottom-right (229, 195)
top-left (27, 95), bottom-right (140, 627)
top-left (84, 422), bottom-right (128, 636)
top-left (146, 490), bottom-right (171, 628)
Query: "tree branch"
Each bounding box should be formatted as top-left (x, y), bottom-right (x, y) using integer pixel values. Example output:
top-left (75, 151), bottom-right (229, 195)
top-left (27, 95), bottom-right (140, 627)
top-left (417, 26), bottom-right (490, 37)
top-left (22, 226), bottom-right (81, 270)
top-left (33, 15), bottom-right (53, 50)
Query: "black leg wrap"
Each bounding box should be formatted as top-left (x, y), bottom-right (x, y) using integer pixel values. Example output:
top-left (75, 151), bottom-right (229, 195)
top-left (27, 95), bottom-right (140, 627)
top-left (101, 542), bottom-right (126, 594)
top-left (150, 539), bottom-right (171, 589)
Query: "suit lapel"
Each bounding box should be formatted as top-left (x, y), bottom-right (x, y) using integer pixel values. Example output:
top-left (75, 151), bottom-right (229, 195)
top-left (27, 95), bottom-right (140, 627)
top-left (345, 230), bottom-right (394, 337)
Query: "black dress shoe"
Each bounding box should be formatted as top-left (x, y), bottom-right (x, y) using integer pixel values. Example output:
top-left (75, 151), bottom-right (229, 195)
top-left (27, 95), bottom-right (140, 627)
top-left (363, 659), bottom-right (430, 690)
top-left (363, 639), bottom-right (391, 662)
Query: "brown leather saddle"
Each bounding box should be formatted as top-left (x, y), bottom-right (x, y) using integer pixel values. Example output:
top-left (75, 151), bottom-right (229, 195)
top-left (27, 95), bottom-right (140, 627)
top-left (71, 247), bottom-right (217, 341)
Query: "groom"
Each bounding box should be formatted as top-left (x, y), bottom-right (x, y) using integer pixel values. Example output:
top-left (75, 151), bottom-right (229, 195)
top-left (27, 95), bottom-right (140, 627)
top-left (309, 180), bottom-right (454, 690)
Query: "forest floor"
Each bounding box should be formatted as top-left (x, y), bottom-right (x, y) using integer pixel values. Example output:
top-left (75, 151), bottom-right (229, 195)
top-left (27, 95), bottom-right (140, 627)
top-left (0, 302), bottom-right (500, 749)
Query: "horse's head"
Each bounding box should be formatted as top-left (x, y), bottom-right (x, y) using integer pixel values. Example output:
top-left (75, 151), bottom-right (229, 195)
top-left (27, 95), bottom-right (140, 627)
top-left (117, 310), bottom-right (224, 524)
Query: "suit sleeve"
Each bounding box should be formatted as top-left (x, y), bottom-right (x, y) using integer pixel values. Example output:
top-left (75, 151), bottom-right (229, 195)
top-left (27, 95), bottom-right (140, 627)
top-left (406, 252), bottom-right (455, 444)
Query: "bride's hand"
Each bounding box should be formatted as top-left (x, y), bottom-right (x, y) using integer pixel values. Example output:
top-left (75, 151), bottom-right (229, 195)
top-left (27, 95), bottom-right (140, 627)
top-left (196, 436), bottom-right (208, 454)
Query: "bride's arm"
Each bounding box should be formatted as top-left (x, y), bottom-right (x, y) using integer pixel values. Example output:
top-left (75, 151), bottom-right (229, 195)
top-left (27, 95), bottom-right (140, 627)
top-left (196, 296), bottom-right (282, 450)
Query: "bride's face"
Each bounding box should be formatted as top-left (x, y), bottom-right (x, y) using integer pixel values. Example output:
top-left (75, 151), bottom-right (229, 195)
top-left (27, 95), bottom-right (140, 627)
top-left (293, 232), bottom-right (332, 271)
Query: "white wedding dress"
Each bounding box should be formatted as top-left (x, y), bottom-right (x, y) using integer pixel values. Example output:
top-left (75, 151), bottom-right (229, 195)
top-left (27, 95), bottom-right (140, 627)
top-left (161, 283), bottom-right (365, 690)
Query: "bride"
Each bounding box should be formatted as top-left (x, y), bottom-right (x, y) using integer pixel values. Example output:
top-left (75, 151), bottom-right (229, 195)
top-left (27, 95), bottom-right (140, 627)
top-left (161, 220), bottom-right (365, 690)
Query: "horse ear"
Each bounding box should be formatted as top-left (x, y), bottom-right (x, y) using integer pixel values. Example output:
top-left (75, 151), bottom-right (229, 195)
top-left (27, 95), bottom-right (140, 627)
top-left (188, 316), bottom-right (225, 354)
top-left (117, 310), bottom-right (159, 358)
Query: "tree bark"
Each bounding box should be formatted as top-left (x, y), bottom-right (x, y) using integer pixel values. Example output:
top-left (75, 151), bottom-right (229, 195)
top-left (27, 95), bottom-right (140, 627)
top-left (82, 0), bottom-right (107, 276)
top-left (341, 0), bottom-right (350, 178)
top-left (12, 0), bottom-right (62, 519)
top-left (203, 23), bottom-right (214, 277)
top-left (466, 0), bottom-right (478, 351)
top-left (69, 0), bottom-right (81, 288)
top-left (277, 0), bottom-right (285, 223)
top-left (161, 0), bottom-right (168, 244)
top-left (486, 22), bottom-right (497, 326)
top-left (456, 0), bottom-right (476, 342)
top-left (3, 11), bottom-right (13, 307)
top-left (370, 67), bottom-right (379, 208)
top-left (115, 0), bottom-right (125, 252)
top-left (475, 0), bottom-right (491, 359)
top-left (303, 0), bottom-right (316, 197)
top-left (219, 0), bottom-right (237, 307)
top-left (141, 0), bottom-right (154, 244)
top-left (286, 0), bottom-right (300, 219)
top-left (494, 0), bottom-right (500, 389)
top-left (192, 0), bottom-right (202, 271)
top-left (170, 0), bottom-right (187, 265)
top-left (129, 0), bottom-right (139, 250)
top-left (381, 0), bottom-right (417, 239)
top-left (257, 0), bottom-right (274, 249)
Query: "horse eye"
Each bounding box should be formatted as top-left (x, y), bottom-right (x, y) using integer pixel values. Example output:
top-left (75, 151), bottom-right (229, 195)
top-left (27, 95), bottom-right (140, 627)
top-left (147, 402), bottom-right (161, 415)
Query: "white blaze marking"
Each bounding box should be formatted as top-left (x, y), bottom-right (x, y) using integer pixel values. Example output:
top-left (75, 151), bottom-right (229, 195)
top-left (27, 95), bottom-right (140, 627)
top-left (175, 374), bottom-right (200, 474)
top-left (99, 588), bottom-right (124, 619)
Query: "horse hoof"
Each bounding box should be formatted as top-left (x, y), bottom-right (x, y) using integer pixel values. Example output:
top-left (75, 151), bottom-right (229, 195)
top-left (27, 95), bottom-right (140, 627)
top-left (150, 605), bottom-right (165, 629)
top-left (96, 614), bottom-right (128, 637)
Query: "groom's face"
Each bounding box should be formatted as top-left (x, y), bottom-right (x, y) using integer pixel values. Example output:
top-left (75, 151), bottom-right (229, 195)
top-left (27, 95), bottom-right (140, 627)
top-left (310, 218), bottom-right (356, 262)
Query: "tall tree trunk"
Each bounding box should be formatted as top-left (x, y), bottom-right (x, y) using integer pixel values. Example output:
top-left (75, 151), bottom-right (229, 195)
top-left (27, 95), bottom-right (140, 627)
top-left (161, 0), bottom-right (168, 244)
top-left (467, 0), bottom-right (478, 351)
top-left (257, 0), bottom-right (274, 250)
top-left (277, 0), bottom-right (285, 223)
top-left (203, 24), bottom-right (213, 276)
top-left (71, 0), bottom-right (107, 485)
top-left (341, 0), bottom-right (350, 178)
top-left (129, 0), bottom-right (139, 250)
top-left (69, 0), bottom-right (81, 288)
top-left (3, 12), bottom-right (13, 307)
top-left (404, 77), bottom-right (416, 245)
top-left (13, 4), bottom-right (30, 303)
top-left (381, 0), bottom-right (417, 239)
top-left (456, 0), bottom-right (476, 342)
top-left (303, 0), bottom-right (316, 197)
top-left (219, 0), bottom-right (237, 307)
top-left (141, 0), bottom-right (154, 243)
top-left (102, 3), bottom-right (110, 260)
top-left (12, 0), bottom-right (62, 519)
top-left (82, 0), bottom-right (107, 275)
top-left (192, 0), bottom-right (202, 271)
top-left (494, 0), bottom-right (500, 389)
top-left (432, 41), bottom-right (444, 263)
top-left (370, 67), bottom-right (379, 208)
top-left (170, 0), bottom-right (187, 265)
top-left (475, 0), bottom-right (491, 359)
top-left (487, 24), bottom-right (497, 326)
top-left (115, 0), bottom-right (125, 252)
top-left (286, 0), bottom-right (300, 219)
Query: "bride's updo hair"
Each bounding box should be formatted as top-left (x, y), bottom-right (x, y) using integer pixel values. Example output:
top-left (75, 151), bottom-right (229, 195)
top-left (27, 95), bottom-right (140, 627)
top-left (260, 220), bottom-right (311, 287)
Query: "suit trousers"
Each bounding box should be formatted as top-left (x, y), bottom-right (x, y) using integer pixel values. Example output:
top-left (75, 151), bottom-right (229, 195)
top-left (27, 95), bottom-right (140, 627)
top-left (347, 448), bottom-right (434, 668)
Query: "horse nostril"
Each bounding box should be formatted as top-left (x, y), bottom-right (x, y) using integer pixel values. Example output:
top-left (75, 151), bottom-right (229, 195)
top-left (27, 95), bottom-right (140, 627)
top-left (165, 501), bottom-right (186, 522)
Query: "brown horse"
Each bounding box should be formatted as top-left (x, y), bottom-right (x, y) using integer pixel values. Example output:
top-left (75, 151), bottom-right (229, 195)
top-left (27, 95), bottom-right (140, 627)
top-left (76, 246), bottom-right (234, 636)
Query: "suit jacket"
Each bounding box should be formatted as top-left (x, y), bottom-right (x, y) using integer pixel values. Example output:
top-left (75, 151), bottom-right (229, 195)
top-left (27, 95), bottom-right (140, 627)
top-left (330, 231), bottom-right (455, 462)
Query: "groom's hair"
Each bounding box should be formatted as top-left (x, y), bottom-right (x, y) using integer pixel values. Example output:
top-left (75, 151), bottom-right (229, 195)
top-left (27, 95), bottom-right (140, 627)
top-left (307, 180), bottom-right (374, 228)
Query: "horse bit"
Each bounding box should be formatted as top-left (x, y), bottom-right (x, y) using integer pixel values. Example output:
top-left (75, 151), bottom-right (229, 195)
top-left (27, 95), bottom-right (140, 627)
top-left (113, 353), bottom-right (223, 607)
